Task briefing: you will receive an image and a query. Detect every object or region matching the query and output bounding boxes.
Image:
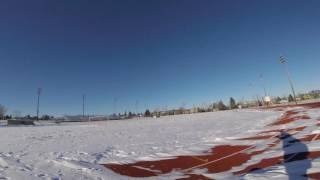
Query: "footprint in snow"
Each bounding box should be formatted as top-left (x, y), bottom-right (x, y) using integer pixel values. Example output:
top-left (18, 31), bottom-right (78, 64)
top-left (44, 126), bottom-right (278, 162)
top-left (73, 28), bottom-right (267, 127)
top-left (0, 158), bottom-right (8, 168)
top-left (51, 177), bottom-right (61, 180)
top-left (36, 173), bottom-right (47, 178)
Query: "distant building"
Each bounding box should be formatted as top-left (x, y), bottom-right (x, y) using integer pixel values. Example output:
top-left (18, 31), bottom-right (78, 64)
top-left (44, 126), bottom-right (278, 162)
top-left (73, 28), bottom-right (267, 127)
top-left (190, 107), bottom-right (199, 114)
top-left (280, 99), bottom-right (289, 104)
top-left (310, 90), bottom-right (320, 94)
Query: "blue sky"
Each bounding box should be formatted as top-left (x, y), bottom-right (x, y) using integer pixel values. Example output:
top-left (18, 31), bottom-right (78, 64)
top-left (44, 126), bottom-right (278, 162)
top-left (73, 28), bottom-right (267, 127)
top-left (0, 0), bottom-right (320, 116)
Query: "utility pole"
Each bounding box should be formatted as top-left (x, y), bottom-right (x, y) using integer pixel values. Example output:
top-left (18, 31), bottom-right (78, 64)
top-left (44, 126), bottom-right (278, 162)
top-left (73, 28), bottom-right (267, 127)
top-left (259, 74), bottom-right (267, 97)
top-left (82, 94), bottom-right (86, 119)
top-left (280, 56), bottom-right (298, 105)
top-left (36, 88), bottom-right (42, 120)
top-left (135, 100), bottom-right (139, 115)
top-left (248, 83), bottom-right (261, 107)
top-left (113, 97), bottom-right (118, 115)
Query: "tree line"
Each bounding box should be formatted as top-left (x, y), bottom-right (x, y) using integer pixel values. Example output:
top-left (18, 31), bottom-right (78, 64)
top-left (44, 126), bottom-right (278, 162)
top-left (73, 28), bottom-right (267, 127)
top-left (1, 90), bottom-right (319, 120)
top-left (0, 104), bottom-right (54, 120)
top-left (143, 97), bottom-right (239, 117)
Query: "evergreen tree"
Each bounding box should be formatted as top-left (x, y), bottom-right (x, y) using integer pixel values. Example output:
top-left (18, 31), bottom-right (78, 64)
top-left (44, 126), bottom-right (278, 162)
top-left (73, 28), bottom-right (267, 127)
top-left (229, 97), bottom-right (237, 109)
top-left (128, 112), bottom-right (133, 118)
top-left (41, 115), bottom-right (50, 120)
top-left (217, 101), bottom-right (228, 111)
top-left (288, 94), bottom-right (294, 102)
top-left (4, 115), bottom-right (12, 120)
top-left (275, 96), bottom-right (282, 104)
top-left (210, 102), bottom-right (218, 111)
top-left (144, 109), bottom-right (151, 117)
top-left (298, 94), bottom-right (305, 101)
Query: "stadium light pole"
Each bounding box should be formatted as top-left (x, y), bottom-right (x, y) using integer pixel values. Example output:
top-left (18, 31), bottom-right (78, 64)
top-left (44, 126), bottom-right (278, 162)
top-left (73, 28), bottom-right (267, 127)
top-left (279, 56), bottom-right (298, 105)
top-left (82, 94), bottom-right (86, 119)
top-left (259, 74), bottom-right (267, 97)
top-left (135, 100), bottom-right (139, 115)
top-left (36, 88), bottom-right (42, 120)
top-left (113, 97), bottom-right (118, 115)
top-left (248, 83), bottom-right (260, 106)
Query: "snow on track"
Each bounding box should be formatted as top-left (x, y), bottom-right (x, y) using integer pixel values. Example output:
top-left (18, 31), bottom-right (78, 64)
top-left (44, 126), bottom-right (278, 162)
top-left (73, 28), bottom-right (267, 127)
top-left (104, 103), bottom-right (320, 180)
top-left (0, 108), bottom-right (290, 180)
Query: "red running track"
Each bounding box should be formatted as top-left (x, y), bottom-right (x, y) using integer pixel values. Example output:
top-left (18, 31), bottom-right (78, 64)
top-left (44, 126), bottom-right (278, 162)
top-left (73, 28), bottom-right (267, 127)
top-left (102, 102), bottom-right (320, 179)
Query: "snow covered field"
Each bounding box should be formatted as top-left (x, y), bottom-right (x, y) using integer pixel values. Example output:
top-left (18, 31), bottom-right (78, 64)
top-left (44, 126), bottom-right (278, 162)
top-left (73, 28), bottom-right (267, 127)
top-left (0, 107), bottom-right (318, 180)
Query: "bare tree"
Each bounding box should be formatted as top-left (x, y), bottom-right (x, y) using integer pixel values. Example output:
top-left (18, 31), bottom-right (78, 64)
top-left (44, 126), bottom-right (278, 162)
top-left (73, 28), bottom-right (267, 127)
top-left (12, 110), bottom-right (21, 119)
top-left (0, 104), bottom-right (7, 119)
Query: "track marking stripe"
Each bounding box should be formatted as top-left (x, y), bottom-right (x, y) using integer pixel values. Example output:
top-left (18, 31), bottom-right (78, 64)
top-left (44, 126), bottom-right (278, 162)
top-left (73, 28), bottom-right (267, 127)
top-left (183, 133), bottom-right (280, 173)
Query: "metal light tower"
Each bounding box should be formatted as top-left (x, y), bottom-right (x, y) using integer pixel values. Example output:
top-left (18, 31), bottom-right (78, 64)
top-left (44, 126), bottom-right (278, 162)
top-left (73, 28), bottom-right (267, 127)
top-left (249, 83), bottom-right (260, 102)
top-left (82, 94), bottom-right (86, 119)
top-left (280, 56), bottom-right (298, 105)
top-left (113, 97), bottom-right (118, 115)
top-left (135, 100), bottom-right (139, 115)
top-left (259, 74), bottom-right (268, 97)
top-left (36, 88), bottom-right (42, 120)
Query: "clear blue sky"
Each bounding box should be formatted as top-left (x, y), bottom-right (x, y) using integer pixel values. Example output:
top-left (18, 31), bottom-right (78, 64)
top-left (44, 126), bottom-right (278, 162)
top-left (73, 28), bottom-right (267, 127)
top-left (0, 0), bottom-right (319, 116)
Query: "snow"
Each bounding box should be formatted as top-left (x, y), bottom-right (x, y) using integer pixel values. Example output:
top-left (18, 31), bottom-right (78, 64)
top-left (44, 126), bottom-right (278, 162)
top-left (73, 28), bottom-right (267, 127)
top-left (0, 107), bottom-right (316, 180)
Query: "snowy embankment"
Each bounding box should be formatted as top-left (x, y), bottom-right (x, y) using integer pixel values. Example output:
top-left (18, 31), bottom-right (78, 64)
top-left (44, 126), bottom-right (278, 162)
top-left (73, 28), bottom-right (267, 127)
top-left (0, 109), bottom-right (281, 180)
